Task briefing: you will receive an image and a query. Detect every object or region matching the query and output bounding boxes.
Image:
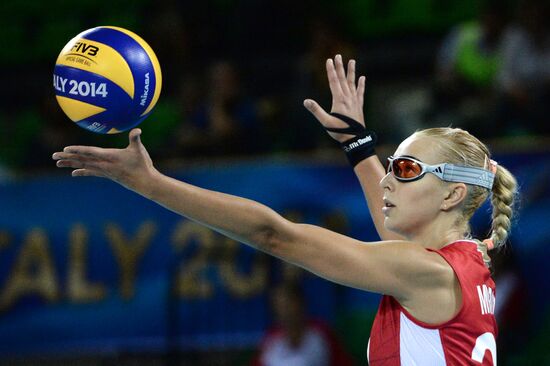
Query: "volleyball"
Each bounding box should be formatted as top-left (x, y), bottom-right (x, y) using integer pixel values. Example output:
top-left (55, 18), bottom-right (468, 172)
top-left (53, 26), bottom-right (162, 134)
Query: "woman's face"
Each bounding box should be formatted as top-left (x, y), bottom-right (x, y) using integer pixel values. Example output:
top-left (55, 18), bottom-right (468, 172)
top-left (379, 135), bottom-right (451, 238)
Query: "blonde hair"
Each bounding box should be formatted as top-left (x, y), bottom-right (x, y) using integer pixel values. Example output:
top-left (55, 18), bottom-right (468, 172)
top-left (413, 128), bottom-right (518, 255)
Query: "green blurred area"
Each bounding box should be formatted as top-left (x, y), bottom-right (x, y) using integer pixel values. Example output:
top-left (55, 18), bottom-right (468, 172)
top-left (341, 0), bottom-right (479, 35)
top-left (0, 0), bottom-right (147, 64)
top-left (0, 0), bottom-right (481, 65)
top-left (0, 0), bottom-right (484, 170)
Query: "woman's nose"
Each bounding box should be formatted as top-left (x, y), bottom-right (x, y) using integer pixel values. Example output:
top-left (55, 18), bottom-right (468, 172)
top-left (379, 171), bottom-right (394, 191)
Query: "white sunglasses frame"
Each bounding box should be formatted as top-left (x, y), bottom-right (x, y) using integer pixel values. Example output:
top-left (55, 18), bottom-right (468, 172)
top-left (387, 155), bottom-right (495, 189)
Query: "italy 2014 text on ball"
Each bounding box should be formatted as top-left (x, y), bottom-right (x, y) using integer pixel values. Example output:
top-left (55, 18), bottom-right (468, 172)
top-left (53, 74), bottom-right (108, 98)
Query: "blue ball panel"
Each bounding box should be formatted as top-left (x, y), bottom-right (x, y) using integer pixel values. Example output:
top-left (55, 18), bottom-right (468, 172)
top-left (75, 110), bottom-right (136, 134)
top-left (82, 27), bottom-right (158, 118)
top-left (53, 65), bottom-right (133, 114)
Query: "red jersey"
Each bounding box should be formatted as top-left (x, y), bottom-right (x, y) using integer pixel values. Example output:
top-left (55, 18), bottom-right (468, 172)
top-left (251, 320), bottom-right (354, 366)
top-left (368, 240), bottom-right (497, 365)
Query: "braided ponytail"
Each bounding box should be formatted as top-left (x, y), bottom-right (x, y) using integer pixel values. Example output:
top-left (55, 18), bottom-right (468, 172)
top-left (488, 165), bottom-right (518, 249)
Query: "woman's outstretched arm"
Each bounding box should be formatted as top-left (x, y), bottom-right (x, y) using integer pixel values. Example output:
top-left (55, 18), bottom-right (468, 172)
top-left (52, 129), bottom-right (451, 302)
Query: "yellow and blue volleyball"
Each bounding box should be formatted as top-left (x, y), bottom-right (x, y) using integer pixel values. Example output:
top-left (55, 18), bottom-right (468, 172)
top-left (53, 26), bottom-right (162, 134)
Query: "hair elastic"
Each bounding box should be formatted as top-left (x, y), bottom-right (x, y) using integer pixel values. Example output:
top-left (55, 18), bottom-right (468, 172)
top-left (483, 238), bottom-right (495, 250)
top-left (489, 159), bottom-right (498, 174)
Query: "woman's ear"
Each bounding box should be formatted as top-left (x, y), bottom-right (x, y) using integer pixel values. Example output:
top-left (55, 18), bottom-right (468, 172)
top-left (441, 183), bottom-right (467, 211)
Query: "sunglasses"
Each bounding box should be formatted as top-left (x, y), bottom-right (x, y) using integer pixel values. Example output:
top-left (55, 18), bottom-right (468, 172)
top-left (386, 155), bottom-right (495, 189)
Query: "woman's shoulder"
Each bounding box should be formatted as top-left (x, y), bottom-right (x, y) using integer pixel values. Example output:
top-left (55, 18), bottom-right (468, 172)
top-left (431, 240), bottom-right (489, 273)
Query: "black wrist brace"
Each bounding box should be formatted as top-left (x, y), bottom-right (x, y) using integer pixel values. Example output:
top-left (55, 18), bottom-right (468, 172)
top-left (325, 113), bottom-right (377, 167)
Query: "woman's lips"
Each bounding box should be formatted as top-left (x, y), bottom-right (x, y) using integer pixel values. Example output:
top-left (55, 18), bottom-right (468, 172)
top-left (382, 198), bottom-right (395, 214)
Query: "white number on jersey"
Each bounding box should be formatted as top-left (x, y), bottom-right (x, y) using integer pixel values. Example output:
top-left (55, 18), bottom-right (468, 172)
top-left (471, 332), bottom-right (496, 364)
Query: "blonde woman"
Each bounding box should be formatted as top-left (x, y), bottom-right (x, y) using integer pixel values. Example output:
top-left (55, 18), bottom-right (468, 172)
top-left (53, 55), bottom-right (517, 365)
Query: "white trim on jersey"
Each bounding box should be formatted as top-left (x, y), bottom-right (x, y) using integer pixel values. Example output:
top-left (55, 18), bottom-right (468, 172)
top-left (400, 313), bottom-right (446, 365)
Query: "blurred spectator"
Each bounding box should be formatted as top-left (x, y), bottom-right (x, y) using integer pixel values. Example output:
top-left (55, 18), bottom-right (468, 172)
top-left (286, 16), bottom-right (355, 151)
top-left (0, 90), bottom-right (85, 172)
top-left (174, 60), bottom-right (265, 157)
top-left (494, 0), bottom-right (550, 135)
top-left (0, 109), bottom-right (35, 171)
top-left (141, 0), bottom-right (190, 97)
top-left (431, 0), bottom-right (508, 137)
top-left (252, 282), bottom-right (353, 366)
top-left (0, 165), bottom-right (13, 182)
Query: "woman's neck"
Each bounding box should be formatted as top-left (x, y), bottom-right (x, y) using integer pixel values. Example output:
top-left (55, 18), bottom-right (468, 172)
top-left (407, 216), bottom-right (467, 250)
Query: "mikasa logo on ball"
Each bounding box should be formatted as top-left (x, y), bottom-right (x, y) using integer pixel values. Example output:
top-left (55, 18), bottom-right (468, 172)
top-left (140, 73), bottom-right (150, 106)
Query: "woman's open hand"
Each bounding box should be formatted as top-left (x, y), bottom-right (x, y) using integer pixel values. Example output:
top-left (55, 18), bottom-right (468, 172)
top-left (304, 54), bottom-right (366, 143)
top-left (52, 128), bottom-right (158, 194)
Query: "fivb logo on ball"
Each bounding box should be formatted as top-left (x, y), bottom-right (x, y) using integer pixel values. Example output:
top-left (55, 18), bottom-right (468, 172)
top-left (71, 41), bottom-right (99, 57)
top-left (53, 26), bottom-right (162, 134)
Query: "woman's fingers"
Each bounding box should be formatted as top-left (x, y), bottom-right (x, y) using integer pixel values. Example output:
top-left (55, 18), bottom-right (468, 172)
top-left (304, 99), bottom-right (355, 142)
top-left (52, 149), bottom-right (109, 172)
top-left (326, 58), bottom-right (344, 98)
top-left (128, 128), bottom-right (143, 148)
top-left (62, 145), bottom-right (112, 160)
top-left (53, 151), bottom-right (88, 161)
top-left (55, 157), bottom-right (104, 170)
top-left (55, 158), bottom-right (81, 168)
top-left (334, 55), bottom-right (351, 95)
top-left (347, 59), bottom-right (356, 91)
top-left (53, 152), bottom-right (94, 163)
top-left (303, 99), bottom-right (332, 124)
top-left (357, 75), bottom-right (366, 106)
top-left (53, 145), bottom-right (118, 171)
top-left (327, 55), bottom-right (363, 105)
top-left (72, 168), bottom-right (107, 178)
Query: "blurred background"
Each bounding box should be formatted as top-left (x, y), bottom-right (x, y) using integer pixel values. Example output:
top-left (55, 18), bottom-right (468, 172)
top-left (0, 0), bottom-right (549, 364)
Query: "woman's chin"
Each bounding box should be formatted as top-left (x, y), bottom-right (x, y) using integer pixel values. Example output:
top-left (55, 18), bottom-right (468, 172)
top-left (384, 219), bottom-right (398, 233)
top-left (384, 219), bottom-right (407, 238)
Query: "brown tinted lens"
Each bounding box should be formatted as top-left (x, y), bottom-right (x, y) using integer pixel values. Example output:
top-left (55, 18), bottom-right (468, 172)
top-left (393, 158), bottom-right (422, 179)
